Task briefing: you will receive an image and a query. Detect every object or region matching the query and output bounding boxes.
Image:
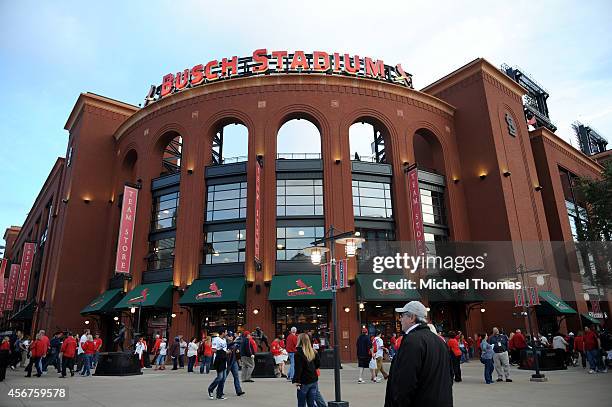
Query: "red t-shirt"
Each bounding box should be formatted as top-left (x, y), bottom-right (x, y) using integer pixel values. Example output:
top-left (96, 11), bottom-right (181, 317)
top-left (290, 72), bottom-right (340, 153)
top-left (93, 338), bottom-right (103, 351)
top-left (152, 338), bottom-right (161, 353)
top-left (574, 336), bottom-right (584, 352)
top-left (61, 337), bottom-right (78, 358)
top-left (447, 338), bottom-right (462, 357)
top-left (0, 341), bottom-right (10, 350)
top-left (584, 331), bottom-right (599, 351)
top-left (83, 341), bottom-right (96, 355)
top-left (390, 337), bottom-right (397, 347)
top-left (286, 333), bottom-right (298, 353)
top-left (30, 340), bottom-right (46, 358)
top-left (204, 343), bottom-right (213, 357)
top-left (40, 335), bottom-right (50, 353)
top-left (271, 339), bottom-right (282, 356)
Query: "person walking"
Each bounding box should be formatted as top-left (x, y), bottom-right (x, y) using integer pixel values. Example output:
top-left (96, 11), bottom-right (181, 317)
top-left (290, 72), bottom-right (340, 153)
top-left (80, 335), bottom-right (95, 376)
top-left (384, 301), bottom-right (453, 407)
top-left (271, 334), bottom-right (288, 378)
top-left (488, 327), bottom-right (511, 382)
top-left (25, 333), bottom-right (45, 378)
top-left (151, 334), bottom-right (161, 367)
top-left (155, 337), bottom-right (167, 370)
top-left (199, 336), bottom-right (213, 374)
top-left (39, 330), bottom-right (50, 373)
top-left (292, 333), bottom-right (321, 407)
top-left (59, 332), bottom-right (77, 378)
top-left (286, 326), bottom-right (299, 381)
top-left (224, 332), bottom-right (245, 396)
top-left (187, 337), bottom-right (198, 373)
top-left (584, 326), bottom-right (605, 373)
top-left (480, 333), bottom-right (495, 384)
top-left (46, 332), bottom-right (62, 373)
top-left (447, 331), bottom-right (462, 382)
top-left (373, 331), bottom-right (388, 380)
top-left (208, 329), bottom-right (228, 400)
top-left (178, 335), bottom-right (187, 369)
top-left (0, 336), bottom-right (11, 382)
top-left (135, 337), bottom-right (146, 370)
top-left (168, 336), bottom-right (180, 370)
top-left (240, 330), bottom-right (257, 383)
top-left (356, 327), bottom-right (371, 383)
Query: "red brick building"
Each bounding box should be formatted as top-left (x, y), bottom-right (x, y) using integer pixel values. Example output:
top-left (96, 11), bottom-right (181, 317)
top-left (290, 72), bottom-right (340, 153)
top-left (1, 55), bottom-right (609, 361)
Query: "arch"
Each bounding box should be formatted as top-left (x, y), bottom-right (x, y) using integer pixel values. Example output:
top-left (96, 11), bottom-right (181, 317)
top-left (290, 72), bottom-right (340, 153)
top-left (211, 120), bottom-right (249, 164)
top-left (153, 130), bottom-right (184, 176)
top-left (277, 117), bottom-right (321, 159)
top-left (273, 105), bottom-right (329, 160)
top-left (413, 128), bottom-right (446, 175)
top-left (120, 148), bottom-right (138, 183)
top-left (341, 108), bottom-right (399, 165)
top-left (349, 118), bottom-right (391, 164)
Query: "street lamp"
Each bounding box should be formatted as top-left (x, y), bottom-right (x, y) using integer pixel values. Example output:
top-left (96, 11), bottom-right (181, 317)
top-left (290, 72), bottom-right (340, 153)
top-left (303, 226), bottom-right (364, 407)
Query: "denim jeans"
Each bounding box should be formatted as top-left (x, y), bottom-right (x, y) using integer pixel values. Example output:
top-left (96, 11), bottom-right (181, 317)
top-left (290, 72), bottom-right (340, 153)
top-left (586, 349), bottom-right (600, 370)
top-left (81, 354), bottom-right (92, 376)
top-left (314, 386), bottom-right (327, 407)
top-left (187, 356), bottom-right (196, 372)
top-left (224, 361), bottom-right (243, 394)
top-left (156, 354), bottom-right (165, 365)
top-left (296, 382), bottom-right (317, 407)
top-left (288, 352), bottom-right (295, 380)
top-left (483, 358), bottom-right (494, 383)
top-left (200, 356), bottom-right (212, 374)
top-left (26, 356), bottom-right (42, 377)
top-left (208, 369), bottom-right (227, 398)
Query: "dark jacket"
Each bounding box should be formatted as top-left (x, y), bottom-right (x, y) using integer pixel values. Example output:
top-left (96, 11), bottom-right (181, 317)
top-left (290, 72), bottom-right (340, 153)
top-left (384, 324), bottom-right (453, 407)
top-left (213, 349), bottom-right (227, 372)
top-left (240, 336), bottom-right (255, 357)
top-left (168, 339), bottom-right (180, 357)
top-left (292, 347), bottom-right (320, 385)
top-left (356, 334), bottom-right (371, 358)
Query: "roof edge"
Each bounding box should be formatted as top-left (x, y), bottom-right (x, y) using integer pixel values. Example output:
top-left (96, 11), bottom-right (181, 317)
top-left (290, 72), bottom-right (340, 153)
top-left (64, 92), bottom-right (139, 132)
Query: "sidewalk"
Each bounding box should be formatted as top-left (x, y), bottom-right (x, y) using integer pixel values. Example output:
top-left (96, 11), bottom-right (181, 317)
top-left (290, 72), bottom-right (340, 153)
top-left (0, 362), bottom-right (610, 406)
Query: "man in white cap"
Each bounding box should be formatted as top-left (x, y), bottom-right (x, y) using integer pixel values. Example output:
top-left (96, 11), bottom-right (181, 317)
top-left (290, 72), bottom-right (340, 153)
top-left (384, 301), bottom-right (452, 407)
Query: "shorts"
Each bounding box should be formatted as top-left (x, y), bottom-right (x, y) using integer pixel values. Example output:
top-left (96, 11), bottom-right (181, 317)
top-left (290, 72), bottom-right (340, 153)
top-left (358, 357), bottom-right (370, 368)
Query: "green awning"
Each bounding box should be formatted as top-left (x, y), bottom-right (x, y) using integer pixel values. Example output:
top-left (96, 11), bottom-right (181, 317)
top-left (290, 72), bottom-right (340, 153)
top-left (581, 313), bottom-right (602, 325)
top-left (10, 302), bottom-right (35, 321)
top-left (269, 275), bottom-right (333, 301)
top-left (80, 288), bottom-right (124, 315)
top-left (538, 291), bottom-right (576, 315)
top-left (179, 277), bottom-right (245, 306)
top-left (114, 282), bottom-right (173, 310)
top-left (357, 274), bottom-right (420, 301)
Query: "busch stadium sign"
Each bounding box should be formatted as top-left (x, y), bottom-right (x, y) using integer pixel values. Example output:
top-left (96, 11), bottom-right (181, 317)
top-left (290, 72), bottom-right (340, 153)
top-left (144, 49), bottom-right (413, 106)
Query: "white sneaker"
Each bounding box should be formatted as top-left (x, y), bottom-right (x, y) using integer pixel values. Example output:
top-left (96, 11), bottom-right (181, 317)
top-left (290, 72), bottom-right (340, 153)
top-left (358, 378), bottom-right (364, 383)
top-left (588, 369), bottom-right (595, 374)
top-left (375, 377), bottom-right (382, 383)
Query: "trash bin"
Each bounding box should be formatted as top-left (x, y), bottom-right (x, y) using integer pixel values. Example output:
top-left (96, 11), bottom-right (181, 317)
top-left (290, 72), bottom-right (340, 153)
top-left (252, 352), bottom-right (276, 378)
top-left (94, 352), bottom-right (142, 376)
top-left (320, 349), bottom-right (342, 369)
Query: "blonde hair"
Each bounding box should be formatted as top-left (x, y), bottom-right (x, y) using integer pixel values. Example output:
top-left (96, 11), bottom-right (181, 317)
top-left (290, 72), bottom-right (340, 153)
top-left (298, 333), bottom-right (316, 362)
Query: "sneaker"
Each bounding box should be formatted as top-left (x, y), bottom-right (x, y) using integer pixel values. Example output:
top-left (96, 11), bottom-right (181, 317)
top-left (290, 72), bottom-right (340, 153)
top-left (9, 366), bottom-right (15, 370)
top-left (588, 370), bottom-right (595, 374)
top-left (496, 378), bottom-right (503, 382)
top-left (358, 378), bottom-right (364, 383)
top-left (208, 391), bottom-right (214, 400)
top-left (505, 379), bottom-right (512, 382)
top-left (217, 396), bottom-right (227, 400)
top-left (375, 378), bottom-right (382, 383)
top-left (237, 391), bottom-right (245, 396)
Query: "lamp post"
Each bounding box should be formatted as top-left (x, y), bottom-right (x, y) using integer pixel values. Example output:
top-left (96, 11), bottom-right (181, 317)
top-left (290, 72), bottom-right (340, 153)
top-left (304, 226), bottom-right (364, 407)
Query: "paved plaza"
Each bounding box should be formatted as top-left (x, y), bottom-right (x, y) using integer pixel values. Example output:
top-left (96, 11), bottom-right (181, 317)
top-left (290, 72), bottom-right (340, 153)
top-left (1, 362), bottom-right (610, 407)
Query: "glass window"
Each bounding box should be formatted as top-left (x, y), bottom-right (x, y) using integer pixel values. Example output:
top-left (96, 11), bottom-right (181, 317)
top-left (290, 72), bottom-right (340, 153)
top-left (151, 192), bottom-right (179, 231)
top-left (277, 179), bottom-right (324, 217)
top-left (206, 183), bottom-right (247, 221)
top-left (565, 200), bottom-right (588, 241)
top-left (420, 189), bottom-right (446, 226)
top-left (204, 229), bottom-right (246, 264)
top-left (148, 237), bottom-right (175, 270)
top-left (276, 226), bottom-right (325, 261)
top-left (352, 180), bottom-right (393, 218)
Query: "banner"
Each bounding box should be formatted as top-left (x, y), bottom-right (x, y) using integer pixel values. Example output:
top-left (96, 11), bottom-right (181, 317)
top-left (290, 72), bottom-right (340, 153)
top-left (407, 166), bottom-right (426, 256)
top-left (591, 300), bottom-right (601, 315)
top-left (336, 259), bottom-right (349, 289)
top-left (321, 263), bottom-right (331, 291)
top-left (5, 264), bottom-right (20, 311)
top-left (115, 185), bottom-right (139, 274)
top-left (0, 259), bottom-right (6, 294)
top-left (527, 286), bottom-right (540, 306)
top-left (514, 288), bottom-right (525, 307)
top-left (16, 242), bottom-right (36, 300)
top-left (254, 161), bottom-right (261, 263)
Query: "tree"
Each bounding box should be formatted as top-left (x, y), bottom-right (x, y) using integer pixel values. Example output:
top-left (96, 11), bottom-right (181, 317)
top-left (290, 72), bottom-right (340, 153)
top-left (576, 162), bottom-right (612, 241)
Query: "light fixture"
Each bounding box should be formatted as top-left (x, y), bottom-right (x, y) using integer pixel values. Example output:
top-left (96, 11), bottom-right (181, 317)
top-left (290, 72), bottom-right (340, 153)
top-left (310, 306), bottom-right (317, 309)
top-left (479, 173), bottom-right (487, 180)
top-left (535, 185), bottom-right (543, 191)
top-left (336, 236), bottom-right (365, 258)
top-left (253, 308), bottom-right (260, 315)
top-left (503, 170), bottom-right (511, 177)
top-left (187, 169), bottom-right (194, 174)
top-left (130, 307), bottom-right (136, 314)
top-left (83, 198), bottom-right (91, 204)
top-left (403, 161), bottom-right (409, 166)
top-left (358, 302), bottom-right (365, 310)
top-left (354, 231), bottom-right (361, 237)
top-left (171, 313), bottom-right (177, 318)
top-left (583, 292), bottom-right (590, 301)
top-left (480, 308), bottom-right (486, 313)
top-left (335, 159), bottom-right (341, 165)
top-left (113, 316), bottom-right (119, 321)
top-left (85, 320), bottom-right (90, 325)
top-left (426, 307), bottom-right (431, 312)
top-left (453, 178), bottom-right (460, 184)
top-left (536, 275), bottom-right (545, 286)
top-left (303, 246), bottom-right (329, 266)
top-left (375, 305), bottom-right (382, 308)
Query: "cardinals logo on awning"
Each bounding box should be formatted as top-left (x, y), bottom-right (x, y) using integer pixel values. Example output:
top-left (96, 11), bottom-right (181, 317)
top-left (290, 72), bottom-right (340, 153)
top-left (196, 282), bottom-right (223, 299)
top-left (88, 296), bottom-right (105, 308)
top-left (128, 288), bottom-right (149, 304)
top-left (287, 279), bottom-right (315, 297)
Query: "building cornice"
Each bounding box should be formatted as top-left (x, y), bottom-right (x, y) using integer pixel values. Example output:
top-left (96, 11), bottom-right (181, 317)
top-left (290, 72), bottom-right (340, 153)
top-left (64, 93), bottom-right (139, 132)
top-left (421, 58), bottom-right (527, 98)
top-left (113, 74), bottom-right (455, 141)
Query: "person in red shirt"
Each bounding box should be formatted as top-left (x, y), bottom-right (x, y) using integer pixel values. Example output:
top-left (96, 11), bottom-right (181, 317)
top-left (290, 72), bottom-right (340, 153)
top-left (271, 334), bottom-right (288, 378)
top-left (447, 331), bottom-right (462, 382)
top-left (39, 330), bottom-right (50, 373)
top-left (574, 331), bottom-right (586, 369)
top-left (60, 332), bottom-right (78, 377)
top-left (583, 326), bottom-right (603, 373)
top-left (0, 336), bottom-right (10, 382)
top-left (286, 327), bottom-right (298, 381)
top-left (93, 334), bottom-right (103, 368)
top-left (25, 333), bottom-right (45, 377)
top-left (509, 329), bottom-right (527, 365)
top-left (80, 335), bottom-right (96, 376)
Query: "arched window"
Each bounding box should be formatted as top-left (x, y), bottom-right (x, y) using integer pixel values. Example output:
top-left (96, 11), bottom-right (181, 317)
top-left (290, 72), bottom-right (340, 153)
top-left (349, 122), bottom-right (386, 163)
top-left (413, 130), bottom-right (444, 175)
top-left (161, 135), bottom-right (182, 175)
top-left (212, 122), bottom-right (248, 165)
top-left (277, 119), bottom-right (321, 159)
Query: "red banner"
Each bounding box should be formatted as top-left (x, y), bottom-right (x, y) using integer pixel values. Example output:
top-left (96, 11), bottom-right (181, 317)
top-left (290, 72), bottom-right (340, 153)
top-left (5, 264), bottom-right (20, 311)
top-left (0, 259), bottom-right (6, 294)
top-left (514, 288), bottom-right (525, 307)
top-left (254, 162), bottom-right (261, 263)
top-left (16, 242), bottom-right (36, 301)
top-left (407, 167), bottom-right (426, 256)
top-left (115, 185), bottom-right (139, 274)
top-left (336, 259), bottom-right (349, 289)
top-left (321, 263), bottom-right (331, 291)
top-left (591, 300), bottom-right (601, 315)
top-left (527, 286), bottom-right (540, 306)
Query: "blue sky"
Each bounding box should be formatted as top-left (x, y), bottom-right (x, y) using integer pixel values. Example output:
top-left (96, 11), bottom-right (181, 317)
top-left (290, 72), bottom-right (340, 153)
top-left (1, 0), bottom-right (611, 252)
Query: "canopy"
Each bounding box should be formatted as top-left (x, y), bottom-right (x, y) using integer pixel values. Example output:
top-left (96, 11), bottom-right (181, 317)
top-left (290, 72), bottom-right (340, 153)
top-left (80, 288), bottom-right (124, 315)
top-left (537, 291), bottom-right (577, 315)
top-left (114, 282), bottom-right (173, 310)
top-left (269, 275), bottom-right (333, 301)
top-left (179, 277), bottom-right (245, 306)
top-left (10, 301), bottom-right (35, 321)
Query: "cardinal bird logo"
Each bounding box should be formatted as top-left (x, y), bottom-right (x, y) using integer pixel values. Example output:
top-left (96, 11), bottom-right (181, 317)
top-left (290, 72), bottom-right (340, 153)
top-left (287, 279), bottom-right (315, 296)
top-left (128, 288), bottom-right (148, 304)
top-left (196, 282), bottom-right (223, 299)
top-left (88, 296), bottom-right (105, 308)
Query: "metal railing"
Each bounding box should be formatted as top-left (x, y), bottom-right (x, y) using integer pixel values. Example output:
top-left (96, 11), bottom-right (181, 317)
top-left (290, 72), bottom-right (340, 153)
top-left (276, 153), bottom-right (322, 160)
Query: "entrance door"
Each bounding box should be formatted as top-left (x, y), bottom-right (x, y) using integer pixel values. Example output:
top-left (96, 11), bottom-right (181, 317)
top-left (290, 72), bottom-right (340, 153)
top-left (274, 304), bottom-right (329, 340)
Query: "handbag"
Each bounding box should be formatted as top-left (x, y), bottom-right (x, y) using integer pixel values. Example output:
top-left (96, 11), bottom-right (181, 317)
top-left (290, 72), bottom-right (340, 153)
top-left (368, 357), bottom-right (377, 369)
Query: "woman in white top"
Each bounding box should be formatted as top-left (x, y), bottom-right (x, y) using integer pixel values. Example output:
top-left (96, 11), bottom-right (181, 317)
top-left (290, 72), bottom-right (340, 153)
top-left (135, 337), bottom-right (145, 369)
top-left (187, 337), bottom-right (199, 373)
top-left (155, 338), bottom-right (167, 370)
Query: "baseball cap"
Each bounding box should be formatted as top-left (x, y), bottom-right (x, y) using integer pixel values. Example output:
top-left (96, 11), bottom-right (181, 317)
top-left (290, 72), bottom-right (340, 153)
top-left (395, 301), bottom-right (428, 318)
top-left (243, 330), bottom-right (250, 336)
